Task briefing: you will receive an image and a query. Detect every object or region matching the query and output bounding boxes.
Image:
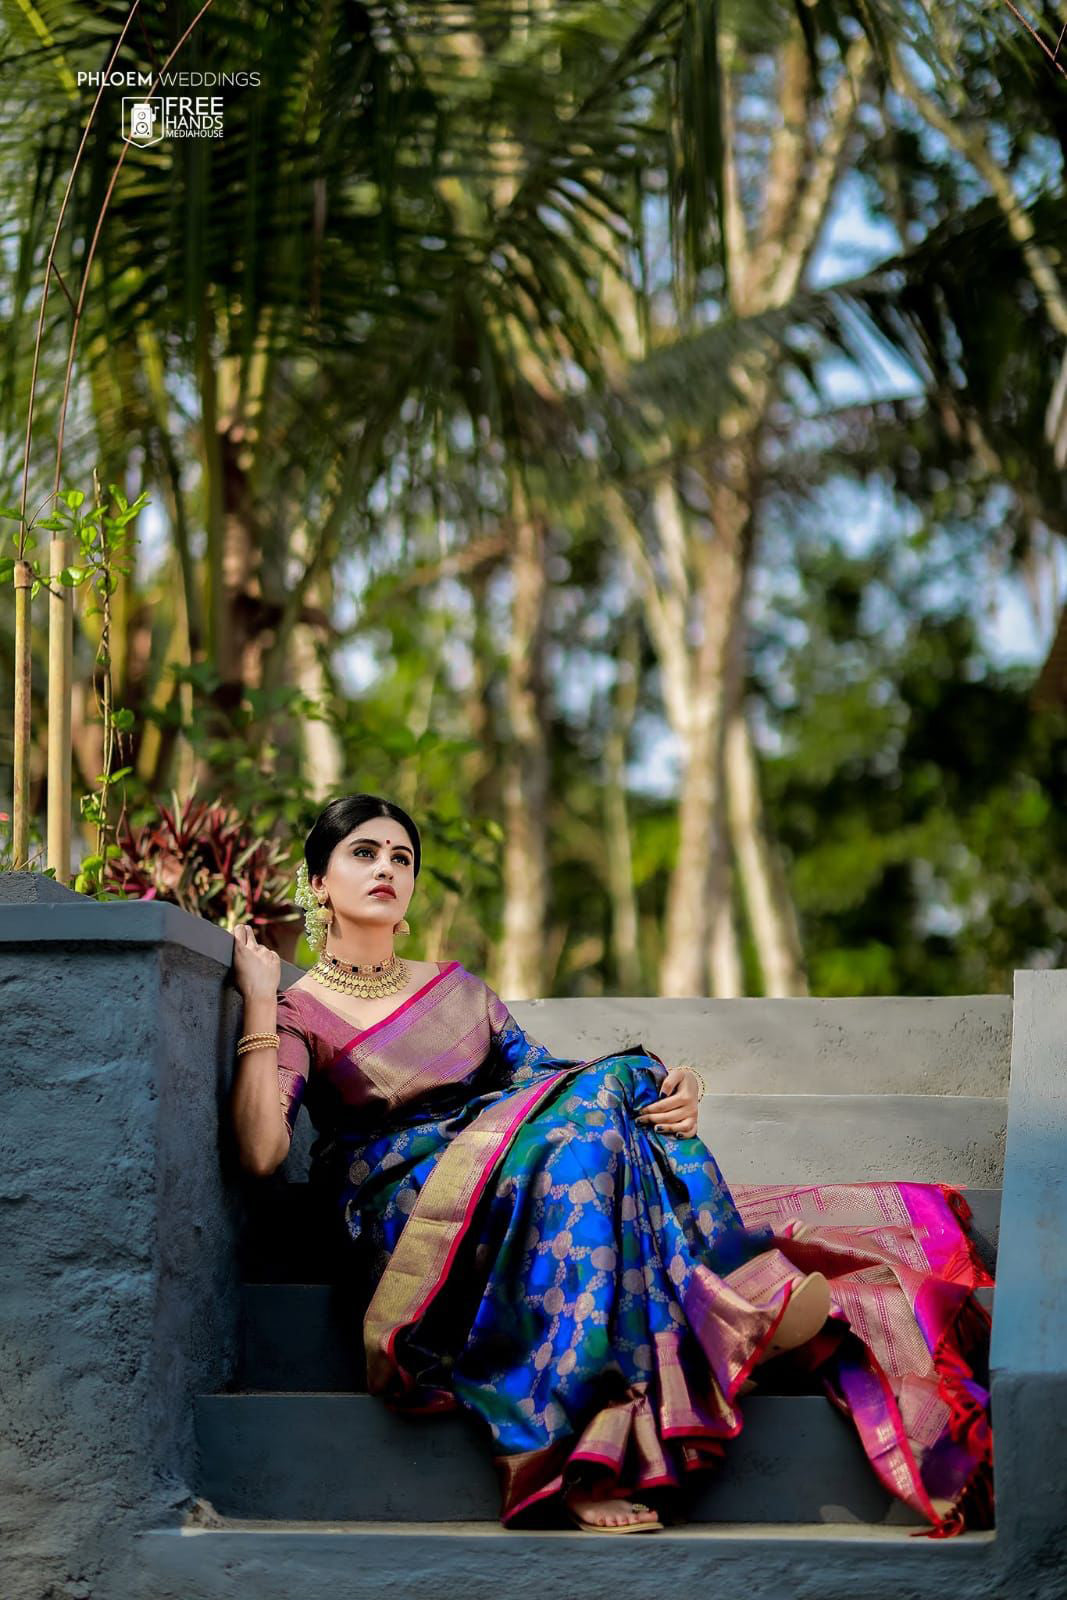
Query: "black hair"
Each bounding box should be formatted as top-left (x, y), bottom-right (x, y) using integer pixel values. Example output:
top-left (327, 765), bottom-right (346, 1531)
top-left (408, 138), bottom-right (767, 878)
top-left (304, 794), bottom-right (422, 881)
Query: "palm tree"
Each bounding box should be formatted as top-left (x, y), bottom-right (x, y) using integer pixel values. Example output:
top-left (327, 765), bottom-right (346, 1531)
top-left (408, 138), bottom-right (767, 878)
top-left (3, 0), bottom-right (1058, 1010)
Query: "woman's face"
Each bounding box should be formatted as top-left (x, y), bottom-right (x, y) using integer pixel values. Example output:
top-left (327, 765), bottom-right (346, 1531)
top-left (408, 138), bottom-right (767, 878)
top-left (312, 815), bottom-right (416, 931)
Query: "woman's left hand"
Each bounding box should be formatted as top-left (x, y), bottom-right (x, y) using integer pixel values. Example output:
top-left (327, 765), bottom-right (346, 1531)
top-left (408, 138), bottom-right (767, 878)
top-left (635, 1065), bottom-right (700, 1138)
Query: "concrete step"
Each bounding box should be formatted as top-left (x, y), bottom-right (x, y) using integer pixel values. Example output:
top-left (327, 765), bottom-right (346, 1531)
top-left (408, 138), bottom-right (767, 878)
top-left (139, 1521), bottom-right (997, 1600)
top-left (509, 992), bottom-right (1012, 1099)
top-left (194, 1392), bottom-right (931, 1526)
top-left (241, 1181), bottom-right (1001, 1289)
top-left (694, 1094), bottom-right (1005, 1186)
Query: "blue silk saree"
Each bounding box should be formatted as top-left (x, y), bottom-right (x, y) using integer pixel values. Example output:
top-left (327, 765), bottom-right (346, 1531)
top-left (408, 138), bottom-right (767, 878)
top-left (273, 960), bottom-right (993, 1533)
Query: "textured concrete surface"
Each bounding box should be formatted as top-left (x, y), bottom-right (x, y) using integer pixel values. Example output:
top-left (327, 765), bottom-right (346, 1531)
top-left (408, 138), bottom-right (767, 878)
top-left (511, 993), bottom-right (1012, 1097)
top-left (694, 1092), bottom-right (1006, 1185)
top-left (990, 971), bottom-right (1067, 1573)
top-left (138, 1523), bottom-right (1006, 1600)
top-left (0, 890), bottom-right (303, 1600)
top-left (0, 870), bottom-right (86, 902)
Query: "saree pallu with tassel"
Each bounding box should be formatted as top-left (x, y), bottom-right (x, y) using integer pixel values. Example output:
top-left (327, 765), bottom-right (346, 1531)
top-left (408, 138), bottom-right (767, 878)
top-left (281, 963), bottom-right (993, 1536)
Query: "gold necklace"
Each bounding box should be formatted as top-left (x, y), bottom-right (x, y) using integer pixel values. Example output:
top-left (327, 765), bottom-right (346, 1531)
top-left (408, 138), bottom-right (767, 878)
top-left (310, 946), bottom-right (408, 999)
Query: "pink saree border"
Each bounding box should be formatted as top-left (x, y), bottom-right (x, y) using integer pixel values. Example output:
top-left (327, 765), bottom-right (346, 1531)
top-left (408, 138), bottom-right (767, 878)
top-left (897, 1183), bottom-right (992, 1283)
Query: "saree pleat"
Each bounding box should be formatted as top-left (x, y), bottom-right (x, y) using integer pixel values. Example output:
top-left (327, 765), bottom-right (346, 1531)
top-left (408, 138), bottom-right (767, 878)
top-left (289, 970), bottom-right (993, 1536)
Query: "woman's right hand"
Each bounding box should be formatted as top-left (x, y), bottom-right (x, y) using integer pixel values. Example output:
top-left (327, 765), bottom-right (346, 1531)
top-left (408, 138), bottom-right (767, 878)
top-left (232, 923), bottom-right (281, 1002)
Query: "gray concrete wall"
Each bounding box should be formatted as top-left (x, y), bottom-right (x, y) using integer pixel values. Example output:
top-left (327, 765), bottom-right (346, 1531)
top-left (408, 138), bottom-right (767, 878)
top-left (511, 993), bottom-right (1012, 1097)
top-left (989, 969), bottom-right (1067, 1581)
top-left (0, 884), bottom-right (302, 1600)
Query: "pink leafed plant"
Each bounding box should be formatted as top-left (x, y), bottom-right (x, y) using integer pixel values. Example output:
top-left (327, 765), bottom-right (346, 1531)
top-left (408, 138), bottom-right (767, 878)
top-left (103, 789), bottom-right (301, 948)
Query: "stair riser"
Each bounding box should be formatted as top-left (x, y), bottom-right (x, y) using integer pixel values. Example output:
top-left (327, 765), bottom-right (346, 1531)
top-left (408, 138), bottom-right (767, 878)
top-left (241, 1285), bottom-right (366, 1391)
top-left (194, 1394), bottom-right (925, 1525)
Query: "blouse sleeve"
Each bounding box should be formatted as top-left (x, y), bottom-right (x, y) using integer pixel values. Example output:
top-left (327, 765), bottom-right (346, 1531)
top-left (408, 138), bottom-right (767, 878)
top-left (483, 980), bottom-right (574, 1085)
top-left (275, 988), bottom-right (312, 1143)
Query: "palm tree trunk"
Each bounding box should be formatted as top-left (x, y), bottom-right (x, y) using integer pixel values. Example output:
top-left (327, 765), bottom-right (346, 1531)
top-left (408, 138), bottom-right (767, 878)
top-left (463, 565), bottom-right (498, 824)
top-left (46, 530), bottom-right (73, 881)
top-left (494, 488), bottom-right (549, 1000)
top-left (288, 558), bottom-right (344, 805)
top-left (708, 805), bottom-right (744, 996)
top-left (659, 456), bottom-right (749, 995)
top-left (603, 619), bottom-right (642, 993)
top-left (725, 710), bottom-right (808, 996)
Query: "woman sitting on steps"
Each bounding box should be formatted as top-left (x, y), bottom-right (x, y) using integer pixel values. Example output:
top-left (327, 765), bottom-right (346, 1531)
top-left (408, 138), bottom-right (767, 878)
top-left (230, 792), bottom-right (993, 1535)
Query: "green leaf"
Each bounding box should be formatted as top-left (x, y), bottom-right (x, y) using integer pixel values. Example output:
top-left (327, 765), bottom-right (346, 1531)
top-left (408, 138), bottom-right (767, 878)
top-left (61, 489), bottom-right (85, 510)
top-left (112, 708), bottom-right (136, 731)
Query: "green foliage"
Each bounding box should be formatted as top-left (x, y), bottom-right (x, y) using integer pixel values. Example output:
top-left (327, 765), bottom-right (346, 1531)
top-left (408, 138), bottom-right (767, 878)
top-left (86, 787), bottom-right (302, 934)
top-left (756, 534), bottom-right (1067, 995)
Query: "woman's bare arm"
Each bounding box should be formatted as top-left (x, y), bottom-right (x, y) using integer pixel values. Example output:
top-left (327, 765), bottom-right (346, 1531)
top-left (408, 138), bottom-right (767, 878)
top-left (230, 926), bottom-right (290, 1176)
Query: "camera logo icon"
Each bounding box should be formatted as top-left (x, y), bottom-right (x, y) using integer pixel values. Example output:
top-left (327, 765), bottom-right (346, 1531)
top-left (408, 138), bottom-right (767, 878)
top-left (122, 98), bottom-right (162, 147)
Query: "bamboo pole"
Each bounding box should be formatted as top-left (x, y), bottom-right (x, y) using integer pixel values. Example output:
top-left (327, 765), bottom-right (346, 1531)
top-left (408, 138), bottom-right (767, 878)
top-left (47, 534), bottom-right (73, 881)
top-left (11, 563), bottom-right (33, 869)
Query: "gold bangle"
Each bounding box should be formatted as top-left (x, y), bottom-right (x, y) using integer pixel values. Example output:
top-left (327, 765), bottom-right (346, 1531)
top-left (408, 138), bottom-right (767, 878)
top-left (236, 1032), bottom-right (279, 1055)
top-left (682, 1065), bottom-right (706, 1102)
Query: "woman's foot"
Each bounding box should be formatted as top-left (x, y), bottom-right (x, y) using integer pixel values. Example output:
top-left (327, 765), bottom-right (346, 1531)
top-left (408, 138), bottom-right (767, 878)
top-left (563, 1486), bottom-right (663, 1532)
top-left (757, 1271), bottom-right (831, 1363)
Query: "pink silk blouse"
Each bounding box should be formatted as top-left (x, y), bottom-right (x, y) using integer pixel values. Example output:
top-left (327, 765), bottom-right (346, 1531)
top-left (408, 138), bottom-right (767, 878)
top-left (272, 959), bottom-right (518, 1143)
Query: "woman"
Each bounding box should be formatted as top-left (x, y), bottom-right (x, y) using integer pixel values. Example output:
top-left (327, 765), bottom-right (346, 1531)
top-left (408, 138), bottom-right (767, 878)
top-left (230, 793), bottom-right (993, 1535)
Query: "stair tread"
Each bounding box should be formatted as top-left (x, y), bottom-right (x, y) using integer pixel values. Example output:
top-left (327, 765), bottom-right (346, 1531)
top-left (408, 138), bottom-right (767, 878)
top-left (139, 1520), bottom-right (997, 1600)
top-left (160, 1518), bottom-right (996, 1543)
